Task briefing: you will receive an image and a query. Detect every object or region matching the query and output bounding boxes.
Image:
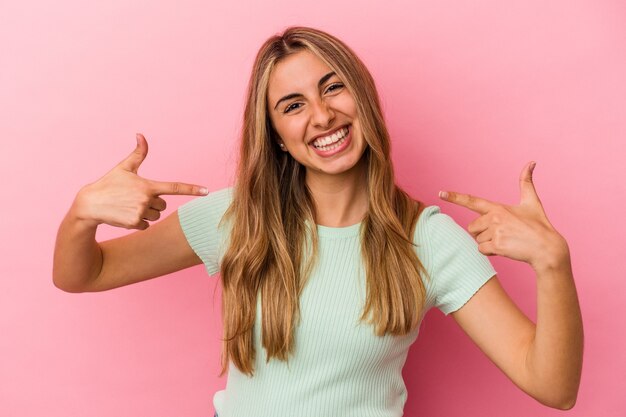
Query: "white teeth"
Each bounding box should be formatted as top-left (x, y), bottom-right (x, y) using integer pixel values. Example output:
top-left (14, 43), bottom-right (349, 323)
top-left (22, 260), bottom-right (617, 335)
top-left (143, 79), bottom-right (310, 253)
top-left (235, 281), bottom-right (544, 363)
top-left (315, 136), bottom-right (346, 151)
top-left (312, 127), bottom-right (348, 148)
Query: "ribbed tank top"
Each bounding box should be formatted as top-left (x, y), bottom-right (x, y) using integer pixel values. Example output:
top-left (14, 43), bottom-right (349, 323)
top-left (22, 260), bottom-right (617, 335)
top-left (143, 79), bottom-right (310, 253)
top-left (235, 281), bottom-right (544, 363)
top-left (178, 187), bottom-right (496, 417)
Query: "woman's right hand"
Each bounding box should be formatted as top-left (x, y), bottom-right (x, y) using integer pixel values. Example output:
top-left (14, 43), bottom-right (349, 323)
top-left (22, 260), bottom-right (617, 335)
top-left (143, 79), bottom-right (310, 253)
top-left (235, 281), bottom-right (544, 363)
top-left (54, 133), bottom-right (207, 292)
top-left (71, 133), bottom-right (208, 230)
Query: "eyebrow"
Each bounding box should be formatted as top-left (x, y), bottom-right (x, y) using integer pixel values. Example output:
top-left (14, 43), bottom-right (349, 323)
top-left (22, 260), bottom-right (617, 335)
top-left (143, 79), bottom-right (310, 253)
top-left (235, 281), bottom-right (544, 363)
top-left (273, 71), bottom-right (337, 111)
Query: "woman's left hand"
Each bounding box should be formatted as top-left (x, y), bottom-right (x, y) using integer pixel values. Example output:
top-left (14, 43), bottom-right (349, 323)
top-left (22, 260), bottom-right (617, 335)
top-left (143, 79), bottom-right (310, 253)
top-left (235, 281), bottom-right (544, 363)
top-left (439, 161), bottom-right (570, 273)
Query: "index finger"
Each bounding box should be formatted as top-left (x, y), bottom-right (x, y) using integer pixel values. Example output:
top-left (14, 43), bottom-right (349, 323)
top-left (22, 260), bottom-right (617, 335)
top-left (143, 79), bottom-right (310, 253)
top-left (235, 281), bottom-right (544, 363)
top-left (148, 180), bottom-right (209, 196)
top-left (438, 191), bottom-right (496, 214)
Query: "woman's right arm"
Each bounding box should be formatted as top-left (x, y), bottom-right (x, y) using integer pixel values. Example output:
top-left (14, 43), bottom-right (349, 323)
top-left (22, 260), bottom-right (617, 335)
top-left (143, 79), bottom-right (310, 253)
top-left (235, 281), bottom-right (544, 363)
top-left (52, 134), bottom-right (209, 292)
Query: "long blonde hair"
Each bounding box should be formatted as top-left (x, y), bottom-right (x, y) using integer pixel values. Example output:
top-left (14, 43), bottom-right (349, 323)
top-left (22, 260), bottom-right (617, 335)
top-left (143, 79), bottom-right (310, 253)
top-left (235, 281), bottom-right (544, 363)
top-left (219, 26), bottom-right (428, 376)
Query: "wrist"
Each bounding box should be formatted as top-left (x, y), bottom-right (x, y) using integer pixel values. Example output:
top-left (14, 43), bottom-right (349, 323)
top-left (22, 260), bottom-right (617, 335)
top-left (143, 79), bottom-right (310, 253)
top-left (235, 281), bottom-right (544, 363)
top-left (531, 235), bottom-right (571, 274)
top-left (68, 186), bottom-right (102, 229)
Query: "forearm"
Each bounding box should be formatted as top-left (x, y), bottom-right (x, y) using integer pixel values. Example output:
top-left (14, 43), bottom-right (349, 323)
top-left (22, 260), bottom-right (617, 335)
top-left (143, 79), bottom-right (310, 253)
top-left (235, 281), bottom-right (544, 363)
top-left (52, 205), bottom-right (103, 292)
top-left (525, 253), bottom-right (583, 409)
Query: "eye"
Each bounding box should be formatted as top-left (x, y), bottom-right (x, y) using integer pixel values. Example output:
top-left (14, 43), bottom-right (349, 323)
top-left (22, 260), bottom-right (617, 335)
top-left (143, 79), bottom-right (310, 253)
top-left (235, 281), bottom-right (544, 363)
top-left (284, 102), bottom-right (303, 114)
top-left (325, 82), bottom-right (344, 93)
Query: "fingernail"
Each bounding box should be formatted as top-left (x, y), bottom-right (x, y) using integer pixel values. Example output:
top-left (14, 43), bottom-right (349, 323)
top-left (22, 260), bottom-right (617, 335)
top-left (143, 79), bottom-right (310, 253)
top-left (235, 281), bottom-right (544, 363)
top-left (136, 133), bottom-right (141, 144)
top-left (199, 187), bottom-right (209, 195)
top-left (530, 161), bottom-right (536, 173)
top-left (439, 191), bottom-right (448, 199)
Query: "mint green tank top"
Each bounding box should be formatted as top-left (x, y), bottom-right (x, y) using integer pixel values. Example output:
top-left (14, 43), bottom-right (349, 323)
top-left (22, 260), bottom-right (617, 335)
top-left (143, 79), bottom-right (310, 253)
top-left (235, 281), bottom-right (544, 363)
top-left (178, 187), bottom-right (496, 417)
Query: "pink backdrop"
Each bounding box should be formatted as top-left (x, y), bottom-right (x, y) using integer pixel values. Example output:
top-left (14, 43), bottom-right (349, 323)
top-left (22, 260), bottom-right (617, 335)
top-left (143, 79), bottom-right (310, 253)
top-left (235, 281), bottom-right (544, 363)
top-left (1, 0), bottom-right (624, 416)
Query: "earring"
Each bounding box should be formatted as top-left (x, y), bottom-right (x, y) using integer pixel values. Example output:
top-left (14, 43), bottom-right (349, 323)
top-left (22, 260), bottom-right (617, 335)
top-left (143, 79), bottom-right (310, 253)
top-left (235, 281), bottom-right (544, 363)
top-left (279, 143), bottom-right (285, 149)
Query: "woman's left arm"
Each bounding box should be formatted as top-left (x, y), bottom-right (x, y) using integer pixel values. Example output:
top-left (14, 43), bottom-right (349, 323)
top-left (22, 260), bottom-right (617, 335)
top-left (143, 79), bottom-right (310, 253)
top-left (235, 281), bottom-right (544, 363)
top-left (439, 161), bottom-right (583, 410)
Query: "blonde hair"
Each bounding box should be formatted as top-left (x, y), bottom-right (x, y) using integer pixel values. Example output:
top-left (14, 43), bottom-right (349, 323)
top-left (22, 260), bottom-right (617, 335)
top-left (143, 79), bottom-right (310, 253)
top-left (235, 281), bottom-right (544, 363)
top-left (219, 26), bottom-right (427, 376)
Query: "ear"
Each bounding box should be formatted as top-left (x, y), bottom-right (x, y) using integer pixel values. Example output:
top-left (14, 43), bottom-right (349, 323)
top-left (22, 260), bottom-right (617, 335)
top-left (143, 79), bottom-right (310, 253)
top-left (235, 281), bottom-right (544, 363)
top-left (267, 123), bottom-right (287, 152)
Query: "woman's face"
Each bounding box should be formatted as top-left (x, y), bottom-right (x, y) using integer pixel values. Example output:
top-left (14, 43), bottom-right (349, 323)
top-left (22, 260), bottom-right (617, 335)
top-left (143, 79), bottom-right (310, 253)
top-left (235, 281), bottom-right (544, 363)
top-left (267, 50), bottom-right (367, 178)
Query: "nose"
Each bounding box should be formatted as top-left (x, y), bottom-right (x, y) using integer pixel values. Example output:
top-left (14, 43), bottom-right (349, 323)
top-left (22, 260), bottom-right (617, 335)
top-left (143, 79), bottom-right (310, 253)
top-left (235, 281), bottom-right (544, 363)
top-left (310, 98), bottom-right (335, 128)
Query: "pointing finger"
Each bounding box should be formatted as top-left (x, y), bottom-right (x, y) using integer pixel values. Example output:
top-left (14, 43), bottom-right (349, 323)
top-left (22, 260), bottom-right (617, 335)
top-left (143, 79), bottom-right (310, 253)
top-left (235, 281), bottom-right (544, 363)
top-left (148, 180), bottom-right (209, 197)
top-left (438, 191), bottom-right (495, 215)
top-left (119, 133), bottom-right (149, 173)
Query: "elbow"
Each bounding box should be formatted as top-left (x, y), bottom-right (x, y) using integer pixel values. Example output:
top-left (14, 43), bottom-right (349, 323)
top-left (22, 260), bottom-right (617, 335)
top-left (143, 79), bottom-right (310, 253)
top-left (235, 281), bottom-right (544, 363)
top-left (550, 397), bottom-right (577, 411)
top-left (52, 273), bottom-right (89, 293)
top-left (53, 279), bottom-right (83, 293)
top-left (555, 393), bottom-right (578, 411)
top-left (536, 390), bottom-right (578, 411)
top-left (525, 375), bottom-right (580, 411)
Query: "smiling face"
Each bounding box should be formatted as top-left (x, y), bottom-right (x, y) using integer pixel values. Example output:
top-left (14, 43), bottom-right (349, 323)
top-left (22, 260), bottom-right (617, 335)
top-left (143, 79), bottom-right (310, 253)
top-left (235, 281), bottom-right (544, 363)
top-left (267, 50), bottom-right (368, 180)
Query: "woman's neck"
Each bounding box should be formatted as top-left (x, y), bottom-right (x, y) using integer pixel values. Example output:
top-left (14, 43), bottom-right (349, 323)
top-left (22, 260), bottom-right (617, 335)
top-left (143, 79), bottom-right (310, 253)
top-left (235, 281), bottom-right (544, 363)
top-left (305, 157), bottom-right (368, 227)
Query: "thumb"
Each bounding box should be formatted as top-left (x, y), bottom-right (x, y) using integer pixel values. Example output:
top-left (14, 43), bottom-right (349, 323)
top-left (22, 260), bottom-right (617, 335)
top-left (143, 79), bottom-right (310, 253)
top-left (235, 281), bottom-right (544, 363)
top-left (519, 161), bottom-right (542, 208)
top-left (118, 133), bottom-right (149, 173)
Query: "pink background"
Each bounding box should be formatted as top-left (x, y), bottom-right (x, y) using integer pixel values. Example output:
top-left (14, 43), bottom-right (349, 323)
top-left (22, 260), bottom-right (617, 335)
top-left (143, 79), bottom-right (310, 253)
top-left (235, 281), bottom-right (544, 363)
top-left (1, 0), bottom-right (624, 416)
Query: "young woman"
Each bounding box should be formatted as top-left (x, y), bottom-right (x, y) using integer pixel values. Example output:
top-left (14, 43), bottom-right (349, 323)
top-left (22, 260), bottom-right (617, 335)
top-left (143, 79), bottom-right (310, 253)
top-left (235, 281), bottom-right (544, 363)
top-left (53, 27), bottom-right (583, 416)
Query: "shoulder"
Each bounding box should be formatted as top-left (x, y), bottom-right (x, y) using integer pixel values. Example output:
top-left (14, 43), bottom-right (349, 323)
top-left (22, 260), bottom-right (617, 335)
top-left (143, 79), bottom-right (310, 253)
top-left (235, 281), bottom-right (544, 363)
top-left (413, 205), bottom-right (465, 246)
top-left (412, 205), bottom-right (497, 315)
top-left (176, 186), bottom-right (234, 276)
top-left (412, 204), bottom-right (485, 270)
top-left (177, 186), bottom-right (234, 242)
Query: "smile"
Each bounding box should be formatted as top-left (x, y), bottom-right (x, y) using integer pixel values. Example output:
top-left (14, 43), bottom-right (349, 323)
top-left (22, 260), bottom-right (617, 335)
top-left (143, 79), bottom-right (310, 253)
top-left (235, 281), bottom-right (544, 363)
top-left (310, 126), bottom-right (349, 151)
